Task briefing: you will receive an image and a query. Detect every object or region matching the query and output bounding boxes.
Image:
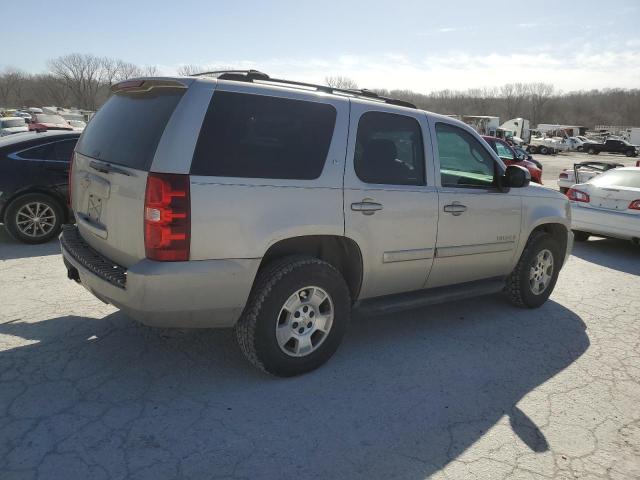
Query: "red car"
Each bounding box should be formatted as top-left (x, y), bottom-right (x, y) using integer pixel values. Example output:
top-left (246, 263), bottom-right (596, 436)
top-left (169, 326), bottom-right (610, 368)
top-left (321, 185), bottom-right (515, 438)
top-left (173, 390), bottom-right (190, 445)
top-left (28, 114), bottom-right (74, 132)
top-left (482, 136), bottom-right (543, 184)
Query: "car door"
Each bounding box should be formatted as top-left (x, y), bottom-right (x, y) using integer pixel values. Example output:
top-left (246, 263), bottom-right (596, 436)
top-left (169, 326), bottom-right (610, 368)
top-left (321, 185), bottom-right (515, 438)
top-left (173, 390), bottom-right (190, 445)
top-left (14, 138), bottom-right (76, 198)
top-left (344, 101), bottom-right (438, 299)
top-left (426, 120), bottom-right (522, 289)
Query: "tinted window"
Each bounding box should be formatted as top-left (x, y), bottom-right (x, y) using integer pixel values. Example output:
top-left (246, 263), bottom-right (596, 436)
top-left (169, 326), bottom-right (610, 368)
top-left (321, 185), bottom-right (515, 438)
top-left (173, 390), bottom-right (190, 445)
top-left (191, 91), bottom-right (337, 179)
top-left (17, 139), bottom-right (77, 162)
top-left (436, 123), bottom-right (495, 188)
top-left (590, 169), bottom-right (640, 188)
top-left (76, 89), bottom-right (184, 170)
top-left (50, 139), bottom-right (76, 161)
top-left (18, 144), bottom-right (49, 160)
top-left (494, 140), bottom-right (514, 160)
top-left (354, 112), bottom-right (424, 185)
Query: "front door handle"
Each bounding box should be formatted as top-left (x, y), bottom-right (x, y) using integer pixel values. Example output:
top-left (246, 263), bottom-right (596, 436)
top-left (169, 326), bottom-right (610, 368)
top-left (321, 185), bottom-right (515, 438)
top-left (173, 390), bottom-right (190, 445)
top-left (443, 202), bottom-right (467, 216)
top-left (351, 200), bottom-right (383, 215)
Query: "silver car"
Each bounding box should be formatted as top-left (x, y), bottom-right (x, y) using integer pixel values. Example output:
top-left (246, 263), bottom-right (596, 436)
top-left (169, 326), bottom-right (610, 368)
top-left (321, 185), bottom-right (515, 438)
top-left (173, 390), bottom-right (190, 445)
top-left (60, 71), bottom-right (573, 376)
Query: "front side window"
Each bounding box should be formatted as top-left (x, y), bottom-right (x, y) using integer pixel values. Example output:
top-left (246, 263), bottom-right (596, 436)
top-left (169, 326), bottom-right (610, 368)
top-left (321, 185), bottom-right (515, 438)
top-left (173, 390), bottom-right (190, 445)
top-left (354, 111), bottom-right (425, 186)
top-left (435, 123), bottom-right (495, 188)
top-left (191, 91), bottom-right (337, 179)
top-left (494, 140), bottom-right (515, 160)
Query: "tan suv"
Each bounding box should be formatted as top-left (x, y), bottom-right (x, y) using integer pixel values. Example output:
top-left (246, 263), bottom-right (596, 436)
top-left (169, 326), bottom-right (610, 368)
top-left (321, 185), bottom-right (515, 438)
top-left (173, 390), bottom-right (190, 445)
top-left (60, 71), bottom-right (573, 376)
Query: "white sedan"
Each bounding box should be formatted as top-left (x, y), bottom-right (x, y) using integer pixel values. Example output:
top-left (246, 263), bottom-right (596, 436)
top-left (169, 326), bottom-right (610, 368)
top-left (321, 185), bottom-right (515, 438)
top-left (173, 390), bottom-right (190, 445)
top-left (568, 167), bottom-right (640, 244)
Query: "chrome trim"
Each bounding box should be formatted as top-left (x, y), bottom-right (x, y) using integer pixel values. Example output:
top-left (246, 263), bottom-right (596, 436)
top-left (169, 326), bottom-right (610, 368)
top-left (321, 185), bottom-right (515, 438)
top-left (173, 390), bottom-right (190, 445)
top-left (383, 248), bottom-right (434, 263)
top-left (436, 241), bottom-right (515, 258)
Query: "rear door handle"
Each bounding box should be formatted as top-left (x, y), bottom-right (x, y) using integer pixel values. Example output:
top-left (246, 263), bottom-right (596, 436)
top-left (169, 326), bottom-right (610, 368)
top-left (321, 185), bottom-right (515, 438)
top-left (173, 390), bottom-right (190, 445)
top-left (351, 201), bottom-right (383, 215)
top-left (443, 202), bottom-right (467, 216)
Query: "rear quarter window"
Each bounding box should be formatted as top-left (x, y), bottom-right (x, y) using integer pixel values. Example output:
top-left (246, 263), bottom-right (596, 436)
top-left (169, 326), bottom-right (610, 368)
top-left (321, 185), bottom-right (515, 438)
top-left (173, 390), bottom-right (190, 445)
top-left (75, 89), bottom-right (184, 170)
top-left (190, 91), bottom-right (337, 179)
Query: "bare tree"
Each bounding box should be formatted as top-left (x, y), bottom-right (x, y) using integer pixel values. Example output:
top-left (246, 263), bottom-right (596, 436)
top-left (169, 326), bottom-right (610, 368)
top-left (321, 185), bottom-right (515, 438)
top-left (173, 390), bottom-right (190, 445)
top-left (501, 83), bottom-right (528, 119)
top-left (177, 64), bottom-right (206, 76)
top-left (48, 53), bottom-right (108, 110)
top-left (325, 76), bottom-right (358, 89)
top-left (527, 82), bottom-right (554, 125)
top-left (0, 68), bottom-right (27, 106)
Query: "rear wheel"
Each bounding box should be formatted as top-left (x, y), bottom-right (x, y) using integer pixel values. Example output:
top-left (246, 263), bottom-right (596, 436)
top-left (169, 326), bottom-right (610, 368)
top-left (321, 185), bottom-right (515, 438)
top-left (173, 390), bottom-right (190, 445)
top-left (528, 146), bottom-right (538, 154)
top-left (625, 150), bottom-right (635, 157)
top-left (4, 193), bottom-right (63, 244)
top-left (573, 231), bottom-right (590, 242)
top-left (505, 231), bottom-right (562, 308)
top-left (577, 146), bottom-right (583, 152)
top-left (588, 147), bottom-right (596, 155)
top-left (559, 187), bottom-right (568, 194)
top-left (236, 256), bottom-right (351, 376)
top-left (539, 146), bottom-right (549, 155)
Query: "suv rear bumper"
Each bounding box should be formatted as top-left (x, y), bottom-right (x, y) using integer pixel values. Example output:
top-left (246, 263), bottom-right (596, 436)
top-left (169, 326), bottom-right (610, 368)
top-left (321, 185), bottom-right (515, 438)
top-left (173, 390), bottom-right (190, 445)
top-left (60, 225), bottom-right (260, 328)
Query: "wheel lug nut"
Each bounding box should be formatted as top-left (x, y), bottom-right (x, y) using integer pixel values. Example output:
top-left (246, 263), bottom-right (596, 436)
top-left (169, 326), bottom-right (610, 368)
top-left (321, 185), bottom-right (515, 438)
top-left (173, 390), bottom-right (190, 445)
top-left (298, 327), bottom-right (304, 334)
top-left (309, 311), bottom-right (314, 318)
top-left (294, 311), bottom-right (300, 318)
top-left (307, 322), bottom-right (312, 328)
top-left (292, 322), bottom-right (298, 328)
top-left (303, 306), bottom-right (308, 313)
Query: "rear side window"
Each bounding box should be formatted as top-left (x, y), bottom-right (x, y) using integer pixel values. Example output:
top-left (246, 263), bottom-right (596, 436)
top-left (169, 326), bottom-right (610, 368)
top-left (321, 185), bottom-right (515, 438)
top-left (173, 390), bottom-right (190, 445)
top-left (191, 91), bottom-right (337, 179)
top-left (354, 111), bottom-right (425, 186)
top-left (16, 139), bottom-right (76, 162)
top-left (75, 90), bottom-right (184, 170)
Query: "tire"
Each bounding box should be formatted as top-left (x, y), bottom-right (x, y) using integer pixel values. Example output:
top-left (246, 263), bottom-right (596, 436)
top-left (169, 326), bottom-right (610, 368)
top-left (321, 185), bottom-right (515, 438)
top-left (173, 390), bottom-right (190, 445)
top-left (505, 231), bottom-right (562, 309)
top-left (559, 187), bottom-right (568, 194)
top-left (572, 230), bottom-right (590, 242)
top-left (4, 193), bottom-right (64, 244)
top-left (577, 146), bottom-right (583, 152)
top-left (540, 146), bottom-right (549, 155)
top-left (625, 150), bottom-right (634, 157)
top-left (528, 146), bottom-right (538, 154)
top-left (235, 255), bottom-right (351, 377)
top-left (588, 148), bottom-right (596, 155)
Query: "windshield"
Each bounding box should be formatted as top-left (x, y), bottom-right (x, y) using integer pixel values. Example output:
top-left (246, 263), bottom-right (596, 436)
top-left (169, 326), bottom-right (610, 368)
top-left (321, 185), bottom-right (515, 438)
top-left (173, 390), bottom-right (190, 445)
top-left (1, 119), bottom-right (26, 128)
top-left (35, 114), bottom-right (68, 124)
top-left (68, 120), bottom-right (86, 127)
top-left (590, 169), bottom-right (640, 189)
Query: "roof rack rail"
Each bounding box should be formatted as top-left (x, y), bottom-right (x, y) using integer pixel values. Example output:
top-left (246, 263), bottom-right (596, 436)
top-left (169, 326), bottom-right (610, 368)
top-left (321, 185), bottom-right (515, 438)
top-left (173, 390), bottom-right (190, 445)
top-left (190, 70), bottom-right (416, 109)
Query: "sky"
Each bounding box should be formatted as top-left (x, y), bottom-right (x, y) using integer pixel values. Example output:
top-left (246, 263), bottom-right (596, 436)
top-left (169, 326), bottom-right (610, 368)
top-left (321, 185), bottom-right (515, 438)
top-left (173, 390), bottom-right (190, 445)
top-left (4, 0), bottom-right (640, 94)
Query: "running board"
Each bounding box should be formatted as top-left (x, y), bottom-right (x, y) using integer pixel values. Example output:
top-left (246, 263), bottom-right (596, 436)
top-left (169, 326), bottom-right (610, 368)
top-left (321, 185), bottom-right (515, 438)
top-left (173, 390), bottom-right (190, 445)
top-left (354, 278), bottom-right (505, 317)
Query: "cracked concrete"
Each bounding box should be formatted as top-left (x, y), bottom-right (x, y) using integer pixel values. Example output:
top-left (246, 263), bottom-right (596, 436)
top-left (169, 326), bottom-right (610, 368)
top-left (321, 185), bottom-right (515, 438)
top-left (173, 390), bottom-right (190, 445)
top-left (0, 229), bottom-right (639, 479)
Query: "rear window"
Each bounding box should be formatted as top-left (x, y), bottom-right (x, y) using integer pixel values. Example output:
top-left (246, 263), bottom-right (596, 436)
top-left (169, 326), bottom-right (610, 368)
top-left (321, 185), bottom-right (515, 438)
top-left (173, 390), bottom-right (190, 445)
top-left (190, 91), bottom-right (337, 179)
top-left (590, 169), bottom-right (640, 188)
top-left (75, 90), bottom-right (184, 170)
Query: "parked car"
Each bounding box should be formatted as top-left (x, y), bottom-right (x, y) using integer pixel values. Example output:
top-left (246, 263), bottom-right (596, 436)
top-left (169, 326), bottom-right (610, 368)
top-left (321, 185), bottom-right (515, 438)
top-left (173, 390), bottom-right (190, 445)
top-left (60, 72), bottom-right (573, 376)
top-left (557, 160), bottom-right (623, 194)
top-left (67, 120), bottom-right (86, 131)
top-left (0, 131), bottom-right (79, 243)
top-left (568, 167), bottom-right (640, 244)
top-left (28, 114), bottom-right (73, 132)
top-left (512, 145), bottom-right (543, 170)
top-left (584, 139), bottom-right (638, 157)
top-left (483, 136), bottom-right (543, 183)
top-left (0, 117), bottom-right (29, 136)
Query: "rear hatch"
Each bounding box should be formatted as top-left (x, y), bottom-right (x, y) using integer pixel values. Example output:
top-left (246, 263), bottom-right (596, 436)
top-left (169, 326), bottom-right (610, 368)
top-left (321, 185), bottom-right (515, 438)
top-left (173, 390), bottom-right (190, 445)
top-left (71, 79), bottom-right (187, 267)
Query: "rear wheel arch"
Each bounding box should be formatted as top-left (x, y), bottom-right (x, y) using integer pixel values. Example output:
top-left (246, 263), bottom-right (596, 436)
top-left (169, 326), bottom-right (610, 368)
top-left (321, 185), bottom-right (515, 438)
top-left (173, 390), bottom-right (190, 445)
top-left (258, 235), bottom-right (364, 302)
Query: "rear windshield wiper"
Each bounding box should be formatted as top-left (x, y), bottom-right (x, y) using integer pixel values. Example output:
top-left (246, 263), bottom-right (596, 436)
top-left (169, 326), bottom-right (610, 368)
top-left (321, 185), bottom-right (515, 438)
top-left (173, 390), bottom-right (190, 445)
top-left (89, 160), bottom-right (132, 176)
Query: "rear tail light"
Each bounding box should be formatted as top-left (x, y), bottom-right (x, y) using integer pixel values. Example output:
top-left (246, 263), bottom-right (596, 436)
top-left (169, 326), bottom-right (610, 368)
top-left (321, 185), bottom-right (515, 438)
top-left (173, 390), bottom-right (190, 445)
top-left (144, 173), bottom-right (190, 261)
top-left (629, 199), bottom-right (640, 210)
top-left (67, 152), bottom-right (74, 206)
top-left (636, 160), bottom-right (640, 167)
top-left (559, 170), bottom-right (569, 179)
top-left (566, 188), bottom-right (590, 203)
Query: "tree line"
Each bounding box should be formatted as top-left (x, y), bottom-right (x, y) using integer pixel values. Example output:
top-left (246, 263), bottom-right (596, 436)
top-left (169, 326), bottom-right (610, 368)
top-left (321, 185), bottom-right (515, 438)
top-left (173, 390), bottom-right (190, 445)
top-left (1, 54), bottom-right (638, 129)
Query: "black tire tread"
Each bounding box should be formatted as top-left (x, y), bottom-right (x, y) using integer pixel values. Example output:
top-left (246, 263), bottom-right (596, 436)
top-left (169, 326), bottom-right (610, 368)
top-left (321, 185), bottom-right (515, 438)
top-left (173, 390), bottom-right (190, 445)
top-left (235, 255), bottom-right (349, 375)
top-left (505, 230), bottom-right (549, 308)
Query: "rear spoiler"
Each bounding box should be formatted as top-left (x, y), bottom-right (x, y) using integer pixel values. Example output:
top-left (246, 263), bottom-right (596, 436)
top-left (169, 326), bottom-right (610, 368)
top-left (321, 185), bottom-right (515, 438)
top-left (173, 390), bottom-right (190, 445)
top-left (111, 79), bottom-right (188, 94)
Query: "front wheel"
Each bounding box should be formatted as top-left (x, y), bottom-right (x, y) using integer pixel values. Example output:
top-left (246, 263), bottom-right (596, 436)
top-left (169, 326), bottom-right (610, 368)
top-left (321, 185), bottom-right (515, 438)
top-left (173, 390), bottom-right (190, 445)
top-left (540, 146), bottom-right (549, 155)
top-left (588, 148), bottom-right (596, 155)
top-left (4, 193), bottom-right (64, 244)
top-left (505, 231), bottom-right (562, 309)
top-left (625, 150), bottom-right (635, 157)
top-left (236, 256), bottom-right (351, 376)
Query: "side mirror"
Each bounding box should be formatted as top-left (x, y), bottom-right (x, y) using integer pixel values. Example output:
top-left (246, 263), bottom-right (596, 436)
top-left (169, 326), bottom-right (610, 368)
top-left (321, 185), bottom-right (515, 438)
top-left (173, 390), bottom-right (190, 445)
top-left (503, 165), bottom-right (530, 188)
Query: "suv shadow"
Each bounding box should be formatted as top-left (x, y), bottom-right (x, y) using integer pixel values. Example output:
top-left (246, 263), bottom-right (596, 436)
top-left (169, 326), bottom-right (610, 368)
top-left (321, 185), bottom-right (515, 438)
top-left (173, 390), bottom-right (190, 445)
top-left (0, 296), bottom-right (588, 479)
